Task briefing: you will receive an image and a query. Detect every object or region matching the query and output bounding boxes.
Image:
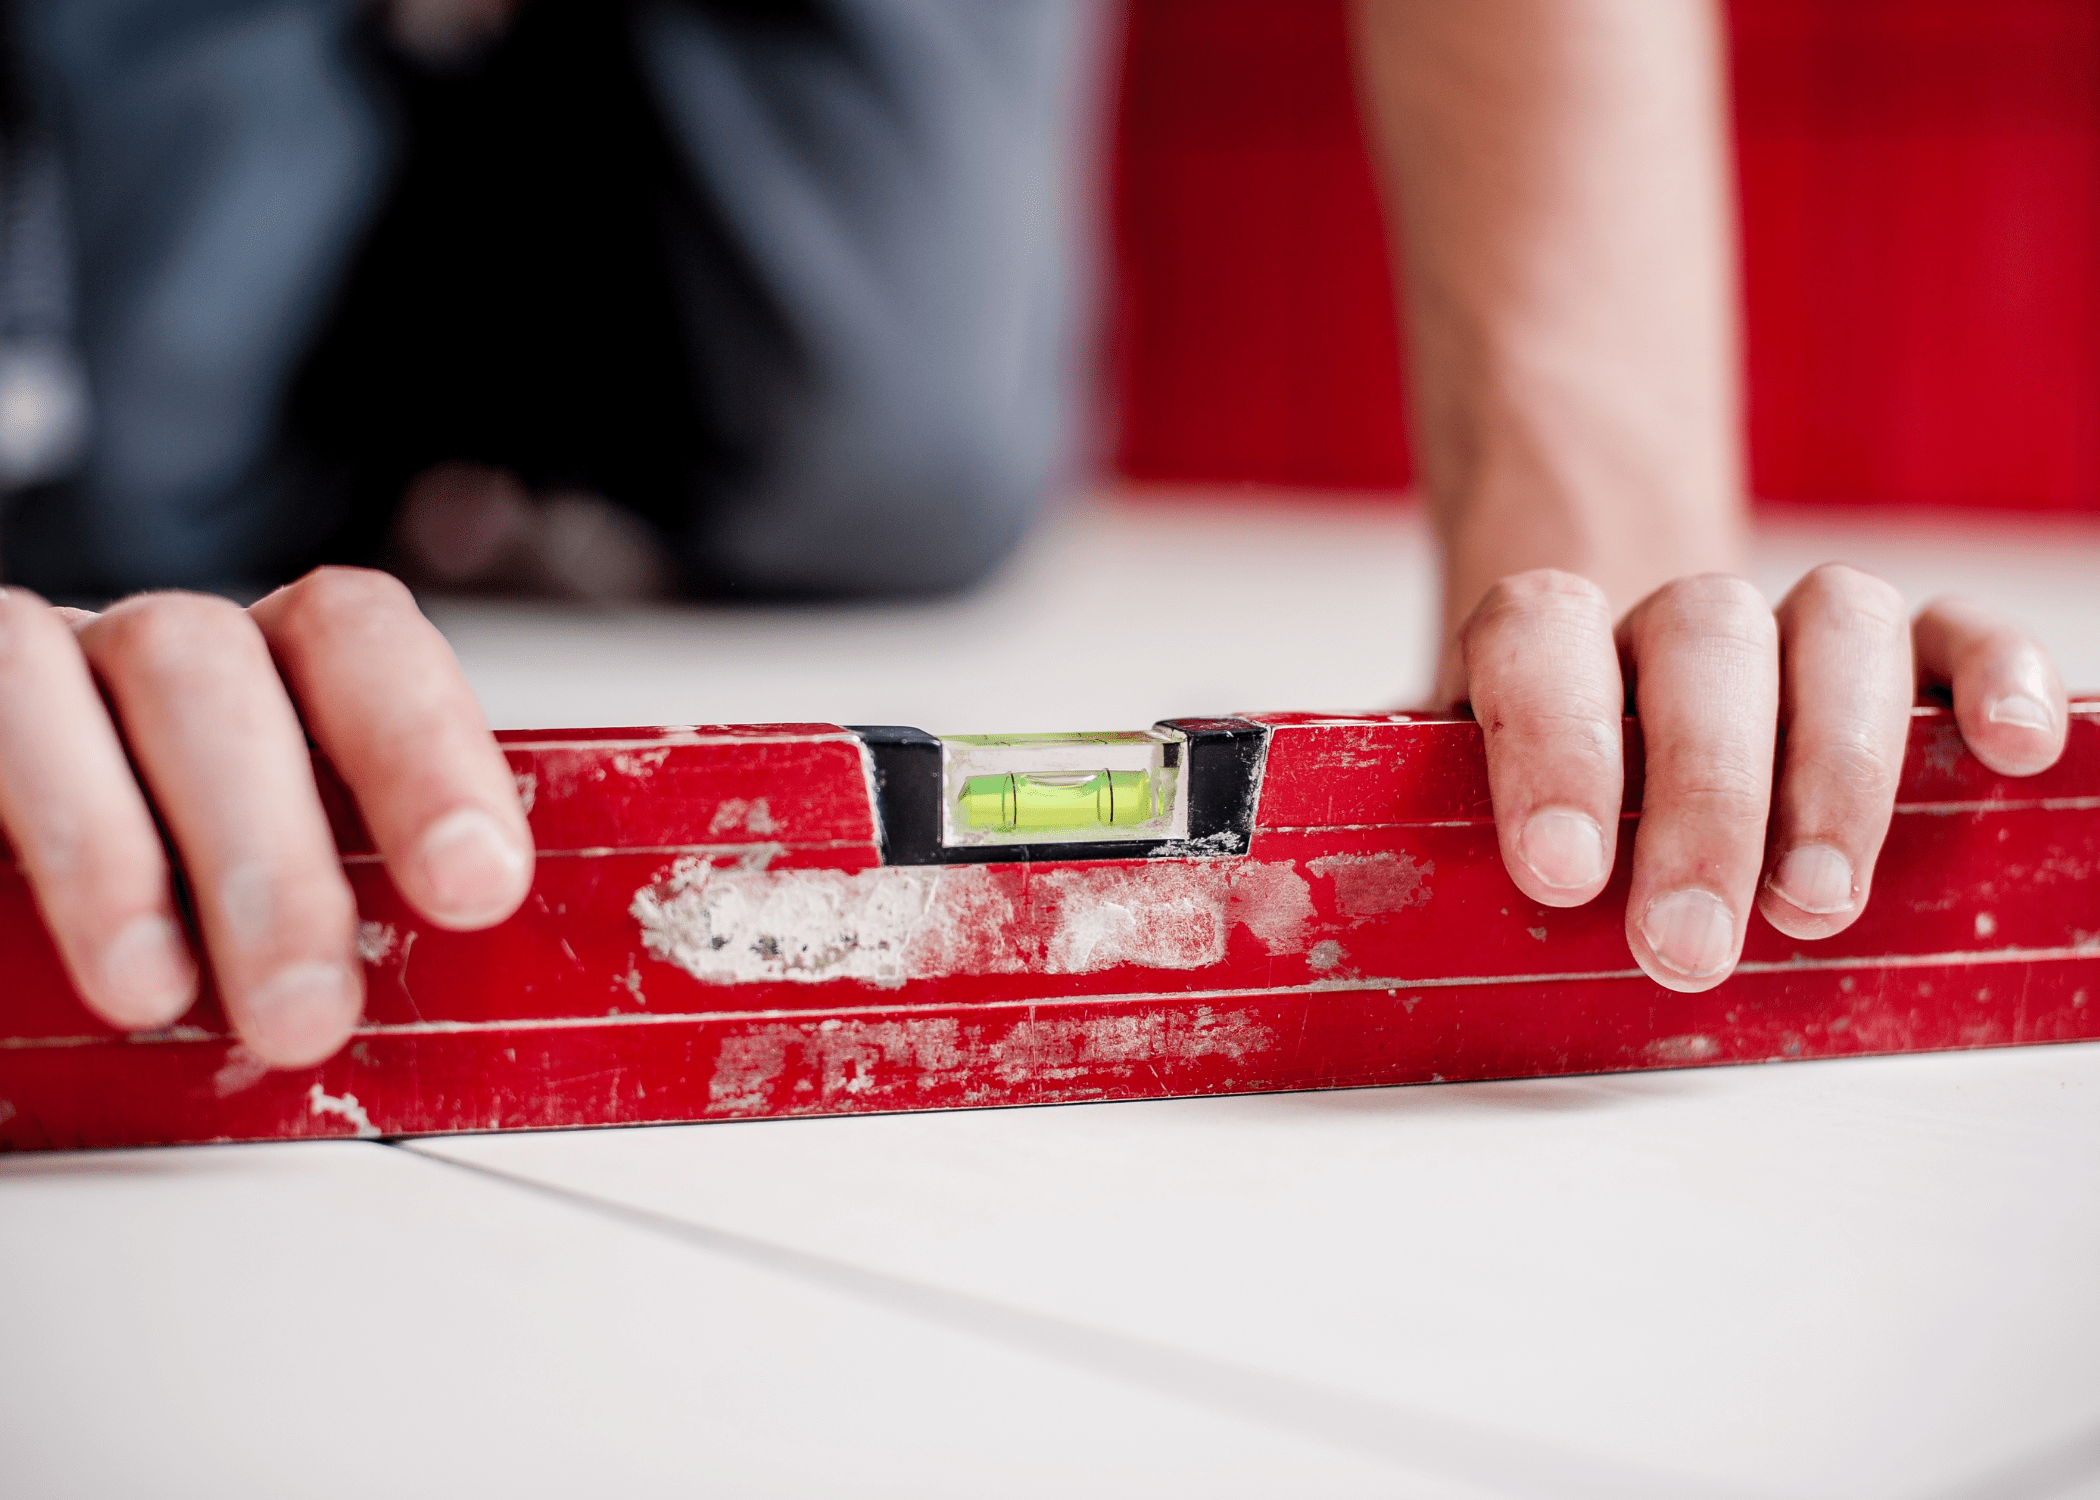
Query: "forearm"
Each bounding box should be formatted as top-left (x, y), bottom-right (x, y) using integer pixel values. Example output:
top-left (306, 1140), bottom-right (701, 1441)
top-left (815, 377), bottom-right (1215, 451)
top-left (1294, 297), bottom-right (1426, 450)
top-left (1350, 0), bottom-right (1746, 690)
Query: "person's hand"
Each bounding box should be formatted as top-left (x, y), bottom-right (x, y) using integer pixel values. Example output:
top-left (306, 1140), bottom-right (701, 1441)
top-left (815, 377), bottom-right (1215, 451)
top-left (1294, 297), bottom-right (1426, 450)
top-left (0, 568), bottom-right (534, 1065)
top-left (1454, 565), bottom-right (2069, 990)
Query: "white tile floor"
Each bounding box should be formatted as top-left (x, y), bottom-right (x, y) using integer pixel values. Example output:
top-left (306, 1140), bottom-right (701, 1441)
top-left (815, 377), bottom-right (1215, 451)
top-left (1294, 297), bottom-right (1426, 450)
top-left (421, 492), bottom-right (2100, 734)
top-left (418, 1045), bottom-right (2100, 1500)
top-left (6, 492), bottom-right (2100, 1499)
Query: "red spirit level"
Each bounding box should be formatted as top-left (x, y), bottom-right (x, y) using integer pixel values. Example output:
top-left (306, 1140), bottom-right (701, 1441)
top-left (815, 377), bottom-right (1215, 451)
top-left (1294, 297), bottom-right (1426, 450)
top-left (4, 705), bottom-right (2097, 1151)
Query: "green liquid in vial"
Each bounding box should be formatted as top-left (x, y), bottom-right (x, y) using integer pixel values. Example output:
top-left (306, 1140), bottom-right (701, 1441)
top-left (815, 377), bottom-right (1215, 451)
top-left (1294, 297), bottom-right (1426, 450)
top-left (960, 770), bottom-right (1155, 832)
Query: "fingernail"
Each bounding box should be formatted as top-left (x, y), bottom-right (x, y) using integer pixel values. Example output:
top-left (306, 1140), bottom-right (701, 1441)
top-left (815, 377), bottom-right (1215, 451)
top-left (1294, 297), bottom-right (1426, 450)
top-left (242, 961), bottom-right (360, 1068)
top-left (1517, 808), bottom-right (1608, 890)
top-left (416, 807), bottom-right (529, 924)
top-left (1769, 843), bottom-right (1856, 916)
top-left (1988, 694), bottom-right (2053, 732)
top-left (1640, 889), bottom-right (1736, 980)
top-left (100, 914), bottom-right (198, 1025)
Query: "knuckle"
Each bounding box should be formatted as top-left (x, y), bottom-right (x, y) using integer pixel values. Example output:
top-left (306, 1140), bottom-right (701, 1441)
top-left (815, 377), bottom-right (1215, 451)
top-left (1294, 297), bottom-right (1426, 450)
top-left (1506, 695), bottom-right (1614, 733)
top-left (1658, 572), bottom-right (1770, 617)
top-left (222, 857), bottom-right (358, 954)
top-left (1640, 574), bottom-right (1776, 654)
top-left (1914, 595), bottom-right (2040, 678)
top-left (0, 586), bottom-right (61, 670)
top-left (289, 870), bottom-right (360, 938)
top-left (1914, 593), bottom-right (1993, 633)
top-left (1471, 570), bottom-right (1612, 631)
top-left (1788, 564), bottom-right (1907, 634)
top-left (1464, 572), bottom-right (1616, 683)
top-left (13, 800), bottom-right (168, 922)
top-left (41, 867), bottom-right (165, 936)
top-left (1798, 735), bottom-right (1902, 803)
top-left (1662, 745), bottom-right (1773, 820)
top-left (271, 566), bottom-right (415, 641)
top-left (1668, 774), bottom-right (1771, 829)
top-left (1969, 626), bottom-right (2045, 677)
top-left (0, 583), bottom-right (53, 622)
top-left (1492, 705), bottom-right (1622, 777)
top-left (96, 591), bottom-right (257, 674)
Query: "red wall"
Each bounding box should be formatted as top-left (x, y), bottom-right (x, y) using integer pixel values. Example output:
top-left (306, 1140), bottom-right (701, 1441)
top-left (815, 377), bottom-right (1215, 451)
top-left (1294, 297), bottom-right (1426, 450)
top-left (1110, 0), bottom-right (2100, 511)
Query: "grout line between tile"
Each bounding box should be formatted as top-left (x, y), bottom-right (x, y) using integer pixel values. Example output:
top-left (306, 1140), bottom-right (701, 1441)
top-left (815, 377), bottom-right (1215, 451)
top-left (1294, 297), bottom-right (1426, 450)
top-left (388, 1140), bottom-right (1767, 1500)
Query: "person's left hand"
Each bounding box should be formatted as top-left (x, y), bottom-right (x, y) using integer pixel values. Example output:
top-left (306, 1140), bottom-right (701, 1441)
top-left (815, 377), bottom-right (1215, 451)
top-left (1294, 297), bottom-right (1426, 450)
top-left (1451, 564), bottom-right (2069, 990)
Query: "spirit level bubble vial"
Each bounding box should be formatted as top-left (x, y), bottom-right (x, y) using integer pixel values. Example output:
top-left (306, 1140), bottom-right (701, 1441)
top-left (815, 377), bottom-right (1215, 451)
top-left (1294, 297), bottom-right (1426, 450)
top-left (945, 730), bottom-right (1185, 846)
top-left (960, 769), bottom-right (1156, 832)
top-left (850, 719), bottom-right (1268, 864)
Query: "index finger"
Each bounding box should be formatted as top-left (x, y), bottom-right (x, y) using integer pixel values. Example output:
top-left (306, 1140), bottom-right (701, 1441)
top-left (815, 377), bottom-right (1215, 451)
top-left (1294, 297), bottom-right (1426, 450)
top-left (249, 569), bottom-right (533, 930)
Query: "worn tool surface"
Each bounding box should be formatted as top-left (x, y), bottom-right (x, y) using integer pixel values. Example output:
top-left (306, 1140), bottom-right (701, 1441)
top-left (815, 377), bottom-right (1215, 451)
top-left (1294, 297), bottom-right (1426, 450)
top-left (4, 704), bottom-right (2097, 1150)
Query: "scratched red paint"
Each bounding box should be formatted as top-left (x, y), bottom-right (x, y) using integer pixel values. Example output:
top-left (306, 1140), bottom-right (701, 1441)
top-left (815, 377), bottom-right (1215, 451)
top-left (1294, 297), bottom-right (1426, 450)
top-left (2, 706), bottom-right (2096, 1150)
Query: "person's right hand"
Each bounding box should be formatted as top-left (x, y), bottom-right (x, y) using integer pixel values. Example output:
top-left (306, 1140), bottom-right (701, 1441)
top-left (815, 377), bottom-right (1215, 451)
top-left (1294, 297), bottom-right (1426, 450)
top-left (0, 567), bottom-right (534, 1067)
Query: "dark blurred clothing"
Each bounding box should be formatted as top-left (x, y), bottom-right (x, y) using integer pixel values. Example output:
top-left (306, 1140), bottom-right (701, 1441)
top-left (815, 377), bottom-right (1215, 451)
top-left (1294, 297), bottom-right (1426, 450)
top-left (0, 0), bottom-right (1092, 601)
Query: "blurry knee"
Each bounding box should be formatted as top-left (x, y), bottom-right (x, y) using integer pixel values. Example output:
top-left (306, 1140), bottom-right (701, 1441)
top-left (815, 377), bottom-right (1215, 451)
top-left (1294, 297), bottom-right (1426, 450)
top-left (695, 401), bottom-right (1063, 598)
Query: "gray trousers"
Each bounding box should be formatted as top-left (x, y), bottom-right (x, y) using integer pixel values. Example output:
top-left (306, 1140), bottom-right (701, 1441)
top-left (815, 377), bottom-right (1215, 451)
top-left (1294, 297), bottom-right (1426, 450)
top-left (2, 0), bottom-right (1094, 600)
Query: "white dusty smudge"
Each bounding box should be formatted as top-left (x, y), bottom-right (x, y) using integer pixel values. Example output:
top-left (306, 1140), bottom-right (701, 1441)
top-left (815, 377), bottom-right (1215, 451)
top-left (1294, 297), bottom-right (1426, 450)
top-left (356, 920), bottom-right (400, 966)
top-left (0, 1098), bottom-right (15, 1126)
top-left (513, 769), bottom-right (537, 816)
top-left (631, 857), bottom-right (1317, 985)
top-left (1307, 850), bottom-right (1434, 918)
top-left (706, 1008), bottom-right (1276, 1112)
top-left (709, 797), bottom-right (779, 837)
top-left (633, 858), bottom-right (959, 987)
top-left (1225, 861), bottom-right (1316, 953)
top-left (212, 1046), bottom-right (272, 1098)
top-left (1147, 829), bottom-right (1243, 859)
top-left (1036, 866), bottom-right (1226, 973)
top-left (1644, 1034), bottom-right (1720, 1065)
top-left (307, 1083), bottom-right (381, 1138)
top-left (610, 747), bottom-right (672, 779)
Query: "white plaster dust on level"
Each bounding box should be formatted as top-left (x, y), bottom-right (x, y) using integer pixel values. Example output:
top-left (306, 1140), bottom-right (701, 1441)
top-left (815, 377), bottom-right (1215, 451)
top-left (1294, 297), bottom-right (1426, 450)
top-left (704, 1006), bottom-right (1278, 1113)
top-left (609, 747), bottom-right (672, 779)
top-left (630, 857), bottom-right (1320, 986)
top-left (307, 1084), bottom-right (381, 1138)
top-left (708, 798), bottom-right (779, 837)
top-left (1645, 1034), bottom-right (1722, 1065)
top-left (1307, 850), bottom-right (1435, 918)
top-left (356, 921), bottom-right (400, 966)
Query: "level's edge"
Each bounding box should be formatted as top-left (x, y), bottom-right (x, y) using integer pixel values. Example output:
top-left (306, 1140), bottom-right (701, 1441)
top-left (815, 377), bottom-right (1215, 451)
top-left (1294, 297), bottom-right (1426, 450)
top-left (7, 957), bottom-right (2097, 1152)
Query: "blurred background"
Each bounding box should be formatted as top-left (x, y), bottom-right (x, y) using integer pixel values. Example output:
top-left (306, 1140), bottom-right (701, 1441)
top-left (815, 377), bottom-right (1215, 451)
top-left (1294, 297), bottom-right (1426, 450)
top-left (1110, 0), bottom-right (2100, 513)
top-left (5, 0), bottom-right (2098, 727)
top-left (449, 0), bottom-right (2100, 732)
